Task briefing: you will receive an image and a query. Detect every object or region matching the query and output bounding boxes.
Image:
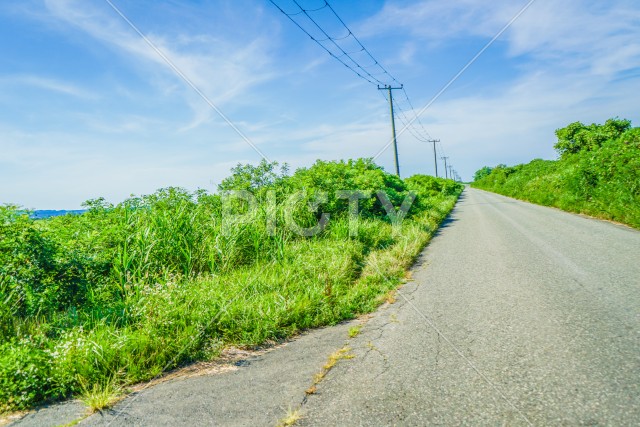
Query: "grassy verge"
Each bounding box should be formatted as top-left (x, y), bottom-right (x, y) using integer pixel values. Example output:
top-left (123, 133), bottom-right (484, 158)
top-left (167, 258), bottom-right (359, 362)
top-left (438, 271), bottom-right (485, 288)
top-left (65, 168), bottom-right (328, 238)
top-left (471, 118), bottom-right (640, 228)
top-left (1, 158), bottom-right (462, 413)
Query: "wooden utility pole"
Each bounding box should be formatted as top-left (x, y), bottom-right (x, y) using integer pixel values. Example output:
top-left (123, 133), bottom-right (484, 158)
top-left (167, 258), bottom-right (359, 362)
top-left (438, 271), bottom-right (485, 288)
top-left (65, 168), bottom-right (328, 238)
top-left (378, 84), bottom-right (403, 177)
top-left (428, 139), bottom-right (440, 178)
top-left (441, 156), bottom-right (449, 179)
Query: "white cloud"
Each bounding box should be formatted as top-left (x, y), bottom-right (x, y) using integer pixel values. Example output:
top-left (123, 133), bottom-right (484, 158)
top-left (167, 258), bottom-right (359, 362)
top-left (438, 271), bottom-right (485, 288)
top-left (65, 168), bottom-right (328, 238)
top-left (353, 0), bottom-right (640, 180)
top-left (389, 67), bottom-right (640, 180)
top-left (3, 0), bottom-right (639, 206)
top-left (41, 0), bottom-right (276, 129)
top-left (0, 124), bottom-right (250, 209)
top-left (0, 74), bottom-right (96, 98)
top-left (360, 0), bottom-right (640, 76)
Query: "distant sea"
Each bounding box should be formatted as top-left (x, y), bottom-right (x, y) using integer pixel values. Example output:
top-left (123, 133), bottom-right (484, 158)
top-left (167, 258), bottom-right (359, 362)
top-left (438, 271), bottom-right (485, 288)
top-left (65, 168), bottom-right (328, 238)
top-left (31, 210), bottom-right (87, 219)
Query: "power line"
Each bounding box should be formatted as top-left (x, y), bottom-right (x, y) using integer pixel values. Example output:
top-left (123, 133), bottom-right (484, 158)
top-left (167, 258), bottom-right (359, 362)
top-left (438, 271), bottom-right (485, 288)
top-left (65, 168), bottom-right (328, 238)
top-left (270, 0), bottom-right (452, 176)
top-left (383, 92), bottom-right (443, 179)
top-left (323, 1), bottom-right (401, 87)
top-left (324, 1), bottom-right (434, 143)
top-left (400, 87), bottom-right (433, 140)
top-left (380, 91), bottom-right (442, 181)
top-left (285, 3), bottom-right (328, 16)
top-left (395, 103), bottom-right (431, 141)
top-left (380, 90), bottom-right (430, 143)
top-left (291, 0), bottom-right (388, 85)
top-left (268, 0), bottom-right (379, 85)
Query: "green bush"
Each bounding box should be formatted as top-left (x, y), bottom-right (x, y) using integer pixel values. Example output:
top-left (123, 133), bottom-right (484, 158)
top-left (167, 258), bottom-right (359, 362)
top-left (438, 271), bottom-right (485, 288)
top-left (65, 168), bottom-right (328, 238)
top-left (0, 159), bottom-right (462, 412)
top-left (472, 118), bottom-right (640, 228)
top-left (287, 158), bottom-right (409, 219)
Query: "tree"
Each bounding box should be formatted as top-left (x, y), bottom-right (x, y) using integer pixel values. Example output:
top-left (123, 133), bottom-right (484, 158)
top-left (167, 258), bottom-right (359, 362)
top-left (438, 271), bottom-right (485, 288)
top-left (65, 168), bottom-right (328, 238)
top-left (554, 118), bottom-right (631, 157)
top-left (473, 166), bottom-right (493, 181)
top-left (218, 159), bottom-right (289, 192)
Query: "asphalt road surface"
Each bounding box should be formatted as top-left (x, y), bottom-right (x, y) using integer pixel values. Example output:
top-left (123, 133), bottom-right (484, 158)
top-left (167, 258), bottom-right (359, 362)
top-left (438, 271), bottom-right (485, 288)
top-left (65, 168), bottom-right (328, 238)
top-left (300, 188), bottom-right (640, 425)
top-left (12, 188), bottom-right (640, 426)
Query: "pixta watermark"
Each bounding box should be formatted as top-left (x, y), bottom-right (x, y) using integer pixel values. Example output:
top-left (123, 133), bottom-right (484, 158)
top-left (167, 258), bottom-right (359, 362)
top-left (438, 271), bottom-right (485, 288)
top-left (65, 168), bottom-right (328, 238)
top-left (221, 190), bottom-right (417, 237)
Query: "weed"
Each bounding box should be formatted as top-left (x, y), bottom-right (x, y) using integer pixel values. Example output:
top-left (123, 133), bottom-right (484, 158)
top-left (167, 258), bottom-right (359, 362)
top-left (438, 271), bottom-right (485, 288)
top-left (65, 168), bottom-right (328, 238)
top-left (383, 290), bottom-right (397, 304)
top-left (312, 346), bottom-right (355, 386)
top-left (78, 375), bottom-right (121, 413)
top-left (277, 407), bottom-right (302, 427)
top-left (58, 415), bottom-right (90, 427)
top-left (322, 347), bottom-right (354, 371)
top-left (348, 325), bottom-right (362, 338)
top-left (0, 159), bottom-right (463, 411)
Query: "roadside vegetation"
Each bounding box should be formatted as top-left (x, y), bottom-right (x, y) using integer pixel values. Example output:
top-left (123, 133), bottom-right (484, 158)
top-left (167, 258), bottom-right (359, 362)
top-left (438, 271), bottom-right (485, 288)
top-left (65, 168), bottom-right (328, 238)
top-left (0, 158), bottom-right (462, 413)
top-left (472, 118), bottom-right (640, 228)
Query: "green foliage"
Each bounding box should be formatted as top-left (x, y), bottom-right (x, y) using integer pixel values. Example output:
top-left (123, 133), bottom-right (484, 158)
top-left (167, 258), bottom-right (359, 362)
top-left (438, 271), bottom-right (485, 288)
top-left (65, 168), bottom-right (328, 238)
top-left (405, 174), bottom-right (463, 197)
top-left (287, 158), bottom-right (408, 219)
top-left (0, 206), bottom-right (103, 324)
top-left (554, 118), bottom-right (631, 157)
top-left (473, 166), bottom-right (493, 182)
top-left (0, 159), bottom-right (462, 412)
top-left (218, 159), bottom-right (289, 193)
top-left (472, 118), bottom-right (640, 228)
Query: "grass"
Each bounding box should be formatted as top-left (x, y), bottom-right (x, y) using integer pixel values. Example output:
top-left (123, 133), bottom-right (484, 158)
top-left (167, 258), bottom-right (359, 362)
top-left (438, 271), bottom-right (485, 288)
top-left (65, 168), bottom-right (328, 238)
top-left (348, 325), bottom-right (362, 338)
top-left (0, 159), bottom-right (463, 413)
top-left (78, 375), bottom-right (122, 413)
top-left (311, 346), bottom-right (355, 386)
top-left (322, 347), bottom-right (355, 371)
top-left (277, 407), bottom-right (302, 427)
top-left (58, 417), bottom-right (88, 427)
top-left (472, 119), bottom-right (640, 228)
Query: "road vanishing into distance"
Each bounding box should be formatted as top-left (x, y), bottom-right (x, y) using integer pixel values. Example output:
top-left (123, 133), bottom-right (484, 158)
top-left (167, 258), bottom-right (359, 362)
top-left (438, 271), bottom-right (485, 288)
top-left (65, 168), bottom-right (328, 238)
top-left (13, 188), bottom-right (640, 426)
top-left (300, 188), bottom-right (640, 425)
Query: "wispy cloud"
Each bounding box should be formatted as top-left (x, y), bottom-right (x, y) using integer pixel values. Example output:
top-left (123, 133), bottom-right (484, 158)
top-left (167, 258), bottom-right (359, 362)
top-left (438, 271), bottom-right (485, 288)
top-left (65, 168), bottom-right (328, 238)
top-left (398, 67), bottom-right (640, 173)
top-left (41, 0), bottom-right (277, 129)
top-left (359, 0), bottom-right (640, 76)
top-left (353, 0), bottom-right (640, 178)
top-left (0, 123), bottom-right (247, 209)
top-left (0, 74), bottom-right (96, 98)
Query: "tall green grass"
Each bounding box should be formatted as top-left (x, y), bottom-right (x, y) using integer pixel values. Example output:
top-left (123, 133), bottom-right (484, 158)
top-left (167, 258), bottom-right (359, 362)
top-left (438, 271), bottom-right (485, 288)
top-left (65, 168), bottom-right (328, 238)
top-left (0, 158), bottom-right (462, 412)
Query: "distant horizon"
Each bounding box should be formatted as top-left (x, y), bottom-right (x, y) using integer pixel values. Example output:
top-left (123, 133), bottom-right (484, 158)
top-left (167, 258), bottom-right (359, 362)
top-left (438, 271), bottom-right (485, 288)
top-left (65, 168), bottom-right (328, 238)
top-left (28, 209), bottom-right (87, 219)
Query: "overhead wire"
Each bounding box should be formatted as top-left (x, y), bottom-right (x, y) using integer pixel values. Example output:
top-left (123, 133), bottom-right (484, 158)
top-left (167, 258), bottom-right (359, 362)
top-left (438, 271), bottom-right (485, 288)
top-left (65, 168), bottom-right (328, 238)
top-left (395, 105), bottom-right (431, 142)
top-left (322, 0), bottom-right (435, 144)
top-left (270, 0), bottom-right (449, 171)
top-left (268, 0), bottom-right (378, 84)
top-left (291, 0), bottom-right (389, 86)
top-left (400, 87), bottom-right (433, 140)
top-left (323, 1), bottom-right (401, 86)
top-left (377, 90), bottom-right (430, 144)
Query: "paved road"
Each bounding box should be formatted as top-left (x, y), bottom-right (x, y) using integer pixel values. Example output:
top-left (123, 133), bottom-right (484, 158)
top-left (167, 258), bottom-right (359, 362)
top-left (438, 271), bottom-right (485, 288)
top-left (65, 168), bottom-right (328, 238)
top-left (12, 188), bottom-right (640, 426)
top-left (300, 188), bottom-right (640, 425)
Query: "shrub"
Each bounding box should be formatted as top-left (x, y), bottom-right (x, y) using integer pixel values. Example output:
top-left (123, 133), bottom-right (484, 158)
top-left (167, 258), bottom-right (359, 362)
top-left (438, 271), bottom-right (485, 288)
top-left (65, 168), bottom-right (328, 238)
top-left (0, 159), bottom-right (463, 412)
top-left (472, 118), bottom-right (640, 228)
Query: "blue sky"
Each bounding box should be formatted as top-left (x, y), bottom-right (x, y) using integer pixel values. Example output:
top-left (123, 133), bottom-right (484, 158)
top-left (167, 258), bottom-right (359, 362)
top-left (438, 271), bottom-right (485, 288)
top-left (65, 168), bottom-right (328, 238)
top-left (1, 0), bottom-right (639, 209)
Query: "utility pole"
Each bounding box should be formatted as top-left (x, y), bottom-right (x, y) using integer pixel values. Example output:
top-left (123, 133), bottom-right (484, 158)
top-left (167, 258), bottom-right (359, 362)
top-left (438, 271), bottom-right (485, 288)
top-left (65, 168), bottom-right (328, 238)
top-left (378, 84), bottom-right (403, 177)
top-left (449, 165), bottom-right (454, 180)
top-left (441, 156), bottom-right (449, 179)
top-left (428, 139), bottom-right (440, 178)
